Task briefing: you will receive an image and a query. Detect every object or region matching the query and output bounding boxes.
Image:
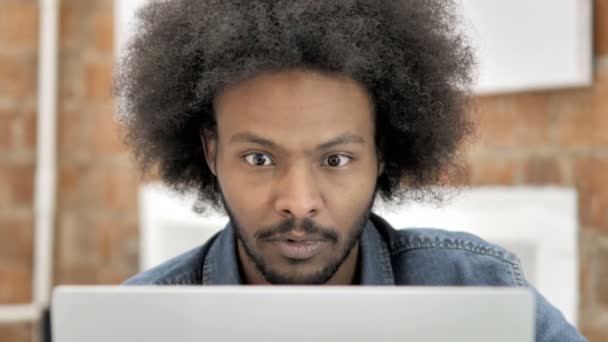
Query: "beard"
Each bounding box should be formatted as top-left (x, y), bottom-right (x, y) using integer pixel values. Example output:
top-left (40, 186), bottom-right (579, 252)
top-left (222, 196), bottom-right (375, 285)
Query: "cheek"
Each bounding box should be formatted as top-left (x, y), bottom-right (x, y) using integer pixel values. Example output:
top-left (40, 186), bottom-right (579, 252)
top-left (323, 156), bottom-right (378, 198)
top-left (217, 163), bottom-right (273, 227)
top-left (319, 169), bottom-right (377, 222)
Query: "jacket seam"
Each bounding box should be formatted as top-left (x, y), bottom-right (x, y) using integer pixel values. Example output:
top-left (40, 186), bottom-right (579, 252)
top-left (509, 258), bottom-right (525, 286)
top-left (390, 242), bottom-right (519, 266)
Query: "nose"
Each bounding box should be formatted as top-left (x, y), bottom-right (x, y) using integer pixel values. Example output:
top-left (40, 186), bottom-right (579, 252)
top-left (273, 164), bottom-right (323, 219)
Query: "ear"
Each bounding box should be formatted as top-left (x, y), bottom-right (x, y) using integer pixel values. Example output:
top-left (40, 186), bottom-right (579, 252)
top-left (201, 129), bottom-right (218, 176)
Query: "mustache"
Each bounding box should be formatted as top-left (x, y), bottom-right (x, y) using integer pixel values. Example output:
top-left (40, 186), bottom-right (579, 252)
top-left (254, 217), bottom-right (338, 243)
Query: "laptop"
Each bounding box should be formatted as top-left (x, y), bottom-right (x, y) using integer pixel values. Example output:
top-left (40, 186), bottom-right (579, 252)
top-left (52, 286), bottom-right (534, 342)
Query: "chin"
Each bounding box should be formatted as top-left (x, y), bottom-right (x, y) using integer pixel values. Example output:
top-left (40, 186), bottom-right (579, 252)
top-left (262, 263), bottom-right (338, 285)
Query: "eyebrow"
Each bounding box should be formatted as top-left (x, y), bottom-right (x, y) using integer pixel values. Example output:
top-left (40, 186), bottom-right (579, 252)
top-left (229, 132), bottom-right (365, 150)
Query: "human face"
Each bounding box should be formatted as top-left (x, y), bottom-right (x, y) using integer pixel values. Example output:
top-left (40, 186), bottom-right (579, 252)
top-left (204, 70), bottom-right (382, 285)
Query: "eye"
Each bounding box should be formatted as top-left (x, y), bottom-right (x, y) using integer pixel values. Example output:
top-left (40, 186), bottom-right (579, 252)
top-left (244, 152), bottom-right (274, 166)
top-left (323, 154), bottom-right (351, 167)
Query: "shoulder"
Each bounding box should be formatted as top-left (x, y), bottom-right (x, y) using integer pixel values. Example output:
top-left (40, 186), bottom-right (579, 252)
top-left (388, 227), bottom-right (520, 266)
top-left (123, 236), bottom-right (215, 285)
top-left (370, 214), bottom-right (525, 286)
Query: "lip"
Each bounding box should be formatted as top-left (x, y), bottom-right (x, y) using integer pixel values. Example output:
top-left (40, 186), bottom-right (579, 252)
top-left (273, 240), bottom-right (328, 260)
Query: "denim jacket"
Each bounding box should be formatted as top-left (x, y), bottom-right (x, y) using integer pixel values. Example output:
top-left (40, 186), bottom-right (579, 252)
top-left (124, 213), bottom-right (587, 341)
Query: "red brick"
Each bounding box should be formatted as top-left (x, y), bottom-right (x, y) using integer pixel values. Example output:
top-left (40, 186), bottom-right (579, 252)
top-left (0, 164), bottom-right (35, 208)
top-left (554, 67), bottom-right (608, 148)
top-left (0, 114), bottom-right (15, 150)
top-left (21, 111), bottom-right (37, 150)
top-left (57, 163), bottom-right (81, 208)
top-left (58, 111), bottom-right (84, 155)
top-left (0, 109), bottom-right (37, 152)
top-left (98, 266), bottom-right (133, 285)
top-left (0, 54), bottom-right (37, 99)
top-left (595, 0), bottom-right (608, 57)
top-left (579, 256), bottom-right (592, 314)
top-left (54, 265), bottom-right (98, 285)
top-left (581, 321), bottom-right (608, 341)
top-left (56, 212), bottom-right (100, 267)
top-left (0, 323), bottom-right (34, 342)
top-left (0, 216), bottom-right (34, 268)
top-left (0, 1), bottom-right (39, 50)
top-left (83, 163), bottom-right (139, 211)
top-left (92, 110), bottom-right (127, 154)
top-left (576, 158), bottom-right (608, 232)
top-left (58, 57), bottom-right (85, 101)
top-left (84, 61), bottom-right (114, 102)
top-left (579, 230), bottom-right (597, 312)
top-left (96, 218), bottom-right (139, 266)
top-left (93, 8), bottom-right (114, 53)
top-left (597, 242), bottom-right (608, 308)
top-left (55, 215), bottom-right (138, 285)
top-left (59, 0), bottom-right (97, 49)
top-left (472, 92), bottom-right (551, 149)
top-left (468, 157), bottom-right (521, 186)
top-left (522, 157), bottom-right (564, 185)
top-left (11, 164), bottom-right (35, 206)
top-left (0, 265), bottom-right (32, 304)
top-left (59, 4), bottom-right (78, 49)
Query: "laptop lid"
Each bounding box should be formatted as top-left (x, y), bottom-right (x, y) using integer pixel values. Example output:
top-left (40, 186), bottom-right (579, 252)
top-left (52, 286), bottom-right (534, 342)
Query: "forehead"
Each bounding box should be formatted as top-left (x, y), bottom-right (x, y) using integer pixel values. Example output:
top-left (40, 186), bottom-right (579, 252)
top-left (213, 70), bottom-right (375, 146)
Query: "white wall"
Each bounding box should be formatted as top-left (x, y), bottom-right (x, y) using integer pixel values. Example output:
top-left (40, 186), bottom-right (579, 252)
top-left (461, 0), bottom-right (592, 93)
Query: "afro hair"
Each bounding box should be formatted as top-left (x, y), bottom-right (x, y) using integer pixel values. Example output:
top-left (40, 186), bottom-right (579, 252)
top-left (115, 0), bottom-right (476, 211)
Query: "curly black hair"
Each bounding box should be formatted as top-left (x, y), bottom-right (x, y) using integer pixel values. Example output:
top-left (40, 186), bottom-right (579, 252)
top-left (115, 0), bottom-right (475, 212)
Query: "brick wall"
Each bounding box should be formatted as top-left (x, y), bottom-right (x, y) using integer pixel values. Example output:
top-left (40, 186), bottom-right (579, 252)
top-left (0, 0), bottom-right (39, 340)
top-left (0, 0), bottom-right (139, 340)
top-left (54, 0), bottom-right (138, 288)
top-left (0, 0), bottom-right (606, 341)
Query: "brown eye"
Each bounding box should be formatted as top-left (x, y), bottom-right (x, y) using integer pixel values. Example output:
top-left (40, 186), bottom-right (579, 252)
top-left (244, 153), bottom-right (273, 166)
top-left (324, 154), bottom-right (351, 167)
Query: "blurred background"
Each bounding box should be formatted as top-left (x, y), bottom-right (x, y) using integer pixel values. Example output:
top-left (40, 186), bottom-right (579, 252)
top-left (0, 0), bottom-right (607, 341)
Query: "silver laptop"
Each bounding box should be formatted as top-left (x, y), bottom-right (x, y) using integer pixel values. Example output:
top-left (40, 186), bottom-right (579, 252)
top-left (52, 286), bottom-right (534, 342)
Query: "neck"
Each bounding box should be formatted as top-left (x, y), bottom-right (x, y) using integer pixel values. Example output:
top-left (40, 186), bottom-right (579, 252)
top-left (237, 240), bottom-right (360, 285)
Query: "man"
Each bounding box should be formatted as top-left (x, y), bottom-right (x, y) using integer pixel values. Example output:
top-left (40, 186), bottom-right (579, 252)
top-left (116, 0), bottom-right (587, 340)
